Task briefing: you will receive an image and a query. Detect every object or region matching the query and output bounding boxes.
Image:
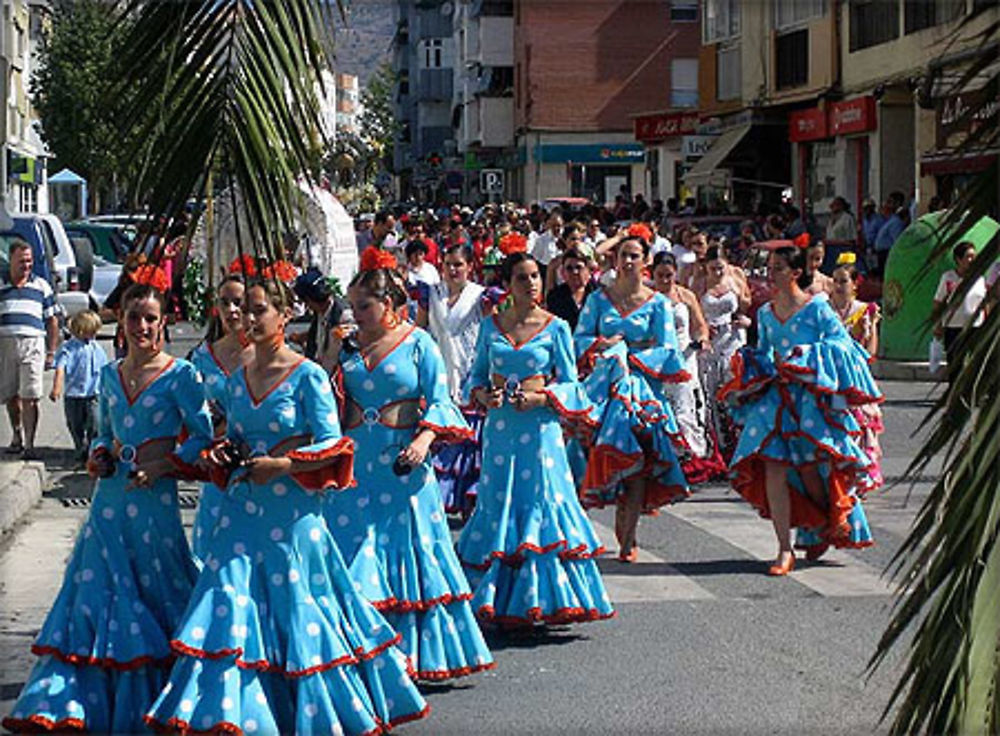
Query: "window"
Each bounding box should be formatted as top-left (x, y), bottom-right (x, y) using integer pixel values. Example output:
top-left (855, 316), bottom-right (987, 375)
top-left (703, 0), bottom-right (740, 43)
top-left (774, 0), bottom-right (825, 30)
top-left (904, 0), bottom-right (963, 33)
top-left (671, 58), bottom-right (699, 107)
top-left (775, 29), bottom-right (808, 89)
top-left (421, 39), bottom-right (444, 69)
top-left (849, 0), bottom-right (900, 51)
top-left (671, 0), bottom-right (698, 22)
top-left (716, 43), bottom-right (741, 101)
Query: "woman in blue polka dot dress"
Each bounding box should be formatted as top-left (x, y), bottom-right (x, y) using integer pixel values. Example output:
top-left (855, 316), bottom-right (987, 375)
top-left (189, 274), bottom-right (253, 563)
top-left (719, 246), bottom-right (881, 576)
top-left (573, 233), bottom-right (691, 562)
top-left (457, 253), bottom-right (615, 627)
top-left (324, 267), bottom-right (495, 681)
top-left (3, 284), bottom-right (215, 733)
top-left (146, 280), bottom-right (429, 735)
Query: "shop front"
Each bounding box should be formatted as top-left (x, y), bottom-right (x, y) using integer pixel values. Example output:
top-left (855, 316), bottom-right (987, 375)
top-left (633, 110), bottom-right (701, 204)
top-left (520, 140), bottom-right (646, 206)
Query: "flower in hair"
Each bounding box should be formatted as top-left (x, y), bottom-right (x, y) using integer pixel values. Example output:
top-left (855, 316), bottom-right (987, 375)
top-left (228, 254), bottom-right (258, 277)
top-left (498, 232), bottom-right (528, 255)
top-left (627, 223), bottom-right (654, 244)
top-left (360, 245), bottom-right (398, 272)
top-left (835, 251), bottom-right (857, 266)
top-left (262, 260), bottom-right (298, 283)
top-left (130, 264), bottom-right (170, 292)
top-left (793, 232), bottom-right (811, 249)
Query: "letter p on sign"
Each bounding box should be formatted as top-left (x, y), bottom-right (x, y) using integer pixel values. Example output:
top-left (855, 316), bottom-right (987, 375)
top-left (480, 169), bottom-right (504, 194)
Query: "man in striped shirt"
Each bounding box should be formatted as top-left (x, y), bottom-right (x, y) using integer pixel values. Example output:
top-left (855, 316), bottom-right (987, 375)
top-left (1, 240), bottom-right (59, 460)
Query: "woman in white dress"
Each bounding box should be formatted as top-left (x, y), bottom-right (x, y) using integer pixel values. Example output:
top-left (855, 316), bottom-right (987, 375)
top-left (417, 244), bottom-right (492, 514)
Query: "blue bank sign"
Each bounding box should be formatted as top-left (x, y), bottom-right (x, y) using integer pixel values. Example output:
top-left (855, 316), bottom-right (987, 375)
top-left (533, 143), bottom-right (645, 164)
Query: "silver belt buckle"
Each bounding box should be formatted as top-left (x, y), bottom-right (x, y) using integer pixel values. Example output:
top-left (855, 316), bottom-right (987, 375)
top-left (503, 376), bottom-right (521, 402)
top-left (362, 407), bottom-right (380, 426)
top-left (119, 444), bottom-right (137, 465)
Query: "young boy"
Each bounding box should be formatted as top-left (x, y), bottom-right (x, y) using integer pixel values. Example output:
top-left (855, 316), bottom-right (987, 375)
top-left (49, 310), bottom-right (108, 464)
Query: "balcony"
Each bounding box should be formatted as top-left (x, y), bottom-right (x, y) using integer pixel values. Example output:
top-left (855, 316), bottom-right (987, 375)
top-left (716, 43), bottom-right (741, 102)
top-left (775, 29), bottom-right (808, 90)
top-left (477, 16), bottom-right (514, 67)
top-left (470, 97), bottom-right (514, 148)
top-left (418, 69), bottom-right (453, 101)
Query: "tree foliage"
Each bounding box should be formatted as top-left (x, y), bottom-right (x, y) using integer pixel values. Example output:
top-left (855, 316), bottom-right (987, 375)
top-left (31, 0), bottom-right (135, 210)
top-left (359, 60), bottom-right (398, 166)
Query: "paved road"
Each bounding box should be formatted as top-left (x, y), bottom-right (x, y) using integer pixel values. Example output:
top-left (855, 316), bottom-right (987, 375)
top-left (0, 326), bottom-right (944, 733)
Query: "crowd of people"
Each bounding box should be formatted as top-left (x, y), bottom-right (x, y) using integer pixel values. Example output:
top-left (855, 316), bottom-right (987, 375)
top-left (3, 191), bottom-right (957, 732)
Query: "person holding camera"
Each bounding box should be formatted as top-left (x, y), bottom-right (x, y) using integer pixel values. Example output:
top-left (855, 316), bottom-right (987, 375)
top-left (323, 267), bottom-right (494, 682)
top-left (457, 252), bottom-right (614, 628)
top-left (146, 278), bottom-right (429, 734)
top-left (5, 284), bottom-right (215, 733)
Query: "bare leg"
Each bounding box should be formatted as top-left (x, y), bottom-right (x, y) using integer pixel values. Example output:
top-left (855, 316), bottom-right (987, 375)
top-left (618, 478), bottom-right (644, 560)
top-left (764, 461), bottom-right (794, 571)
top-left (6, 399), bottom-right (23, 449)
top-left (21, 399), bottom-right (39, 451)
top-left (799, 464), bottom-right (827, 509)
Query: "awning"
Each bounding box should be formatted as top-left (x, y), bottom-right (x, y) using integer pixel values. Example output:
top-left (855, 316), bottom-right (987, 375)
top-left (920, 149), bottom-right (998, 176)
top-left (683, 124), bottom-right (752, 187)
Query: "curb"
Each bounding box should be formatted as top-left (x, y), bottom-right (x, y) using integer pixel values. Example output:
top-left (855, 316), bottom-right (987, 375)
top-left (0, 461), bottom-right (47, 537)
top-left (872, 360), bottom-right (938, 382)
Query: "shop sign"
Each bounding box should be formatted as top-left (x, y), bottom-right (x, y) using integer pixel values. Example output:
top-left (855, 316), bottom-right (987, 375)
top-left (681, 135), bottom-right (718, 159)
top-left (634, 111), bottom-right (700, 143)
top-left (534, 143), bottom-right (646, 164)
top-left (829, 96), bottom-right (877, 136)
top-left (789, 106), bottom-right (828, 142)
top-left (936, 86), bottom-right (999, 149)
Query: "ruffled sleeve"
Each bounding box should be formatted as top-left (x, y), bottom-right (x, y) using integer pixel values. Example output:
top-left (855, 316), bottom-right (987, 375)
top-left (414, 329), bottom-right (473, 443)
top-left (167, 360), bottom-right (215, 478)
top-left (90, 362), bottom-right (117, 455)
top-left (628, 295), bottom-right (691, 383)
top-left (285, 361), bottom-right (355, 491)
top-left (461, 319), bottom-right (492, 406)
top-left (572, 291), bottom-right (603, 373)
top-left (542, 318), bottom-right (598, 435)
top-left (776, 301), bottom-right (882, 405)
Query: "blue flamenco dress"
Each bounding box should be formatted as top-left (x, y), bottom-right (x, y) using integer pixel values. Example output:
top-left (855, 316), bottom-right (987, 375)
top-left (456, 315), bottom-right (615, 626)
top-left (3, 358), bottom-right (213, 733)
top-left (573, 290), bottom-right (691, 511)
top-left (325, 326), bottom-right (494, 681)
top-left (145, 359), bottom-right (429, 735)
top-left (189, 341), bottom-right (235, 563)
top-left (719, 298), bottom-right (882, 552)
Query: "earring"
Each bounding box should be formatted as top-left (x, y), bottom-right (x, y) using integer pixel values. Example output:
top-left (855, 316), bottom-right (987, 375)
top-left (381, 309), bottom-right (400, 329)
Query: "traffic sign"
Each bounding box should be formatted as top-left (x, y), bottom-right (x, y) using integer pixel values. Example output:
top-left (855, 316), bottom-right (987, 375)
top-left (480, 169), bottom-right (504, 194)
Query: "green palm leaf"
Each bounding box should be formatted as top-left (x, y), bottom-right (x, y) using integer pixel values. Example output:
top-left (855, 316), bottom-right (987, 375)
top-left (112, 0), bottom-right (342, 266)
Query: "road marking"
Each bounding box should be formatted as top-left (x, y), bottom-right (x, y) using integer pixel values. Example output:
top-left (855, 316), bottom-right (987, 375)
top-left (667, 498), bottom-right (893, 598)
top-left (589, 520), bottom-right (716, 603)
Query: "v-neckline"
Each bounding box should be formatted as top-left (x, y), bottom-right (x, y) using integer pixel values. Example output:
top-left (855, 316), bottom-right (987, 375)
top-left (118, 357), bottom-right (175, 406)
top-left (494, 313), bottom-right (553, 350)
top-left (244, 358), bottom-right (306, 407)
top-left (605, 288), bottom-right (655, 318)
top-left (207, 340), bottom-right (236, 378)
top-left (361, 324), bottom-right (416, 372)
top-left (771, 295), bottom-right (816, 325)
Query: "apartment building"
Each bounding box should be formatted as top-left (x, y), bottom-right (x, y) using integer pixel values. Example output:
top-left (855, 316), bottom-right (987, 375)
top-left (1, 0), bottom-right (50, 216)
top-left (452, 0), bottom-right (515, 201)
top-left (335, 72), bottom-right (361, 137)
top-left (513, 0), bottom-right (702, 206)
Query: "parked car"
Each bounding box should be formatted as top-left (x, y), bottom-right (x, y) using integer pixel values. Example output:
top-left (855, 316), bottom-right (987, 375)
top-left (1, 214), bottom-right (89, 317)
top-left (65, 221), bottom-right (136, 263)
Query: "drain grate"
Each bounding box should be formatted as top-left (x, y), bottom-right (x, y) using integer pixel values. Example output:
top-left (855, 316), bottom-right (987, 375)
top-left (60, 492), bottom-right (201, 509)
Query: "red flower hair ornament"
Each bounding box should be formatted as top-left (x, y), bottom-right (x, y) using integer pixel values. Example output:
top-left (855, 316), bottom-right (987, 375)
top-left (228, 254), bottom-right (258, 277)
top-left (360, 246), bottom-right (399, 272)
top-left (262, 260), bottom-right (298, 283)
top-left (626, 223), bottom-right (654, 244)
top-left (793, 232), bottom-right (811, 249)
top-left (498, 232), bottom-right (528, 255)
top-left (130, 264), bottom-right (170, 293)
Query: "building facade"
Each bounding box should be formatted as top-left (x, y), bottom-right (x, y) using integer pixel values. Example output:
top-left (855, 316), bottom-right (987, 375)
top-left (513, 0), bottom-right (702, 206)
top-left (335, 72), bottom-right (361, 137)
top-left (2, 0), bottom-right (50, 217)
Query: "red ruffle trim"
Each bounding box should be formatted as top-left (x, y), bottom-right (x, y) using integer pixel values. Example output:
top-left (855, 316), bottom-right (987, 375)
top-left (145, 704), bottom-right (432, 736)
top-left (287, 436), bottom-right (356, 492)
top-left (628, 354), bottom-right (691, 384)
top-left (541, 388), bottom-right (599, 434)
top-left (582, 444), bottom-right (689, 511)
top-left (168, 632), bottom-right (401, 679)
top-left (30, 644), bottom-right (173, 671)
top-left (575, 340), bottom-right (602, 376)
top-left (777, 363), bottom-right (884, 405)
top-left (477, 604), bottom-right (616, 627)
top-left (730, 456), bottom-right (868, 549)
top-left (460, 540), bottom-right (608, 571)
top-left (418, 419), bottom-right (475, 444)
top-left (681, 449), bottom-right (727, 485)
top-left (414, 660), bottom-right (496, 681)
top-left (2, 714), bottom-right (87, 733)
top-left (370, 591), bottom-right (474, 613)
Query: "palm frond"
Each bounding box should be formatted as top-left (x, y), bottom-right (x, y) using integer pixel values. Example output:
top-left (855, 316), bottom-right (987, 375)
top-left (112, 0), bottom-right (340, 265)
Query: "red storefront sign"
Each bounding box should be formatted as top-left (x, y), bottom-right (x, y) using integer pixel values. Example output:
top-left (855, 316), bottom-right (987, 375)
top-left (788, 107), bottom-right (828, 142)
top-left (634, 111), bottom-right (700, 143)
top-left (829, 96), bottom-right (877, 136)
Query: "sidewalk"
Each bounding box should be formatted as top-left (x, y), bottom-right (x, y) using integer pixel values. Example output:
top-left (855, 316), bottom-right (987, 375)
top-left (0, 461), bottom-right (46, 537)
top-left (872, 359), bottom-right (936, 382)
